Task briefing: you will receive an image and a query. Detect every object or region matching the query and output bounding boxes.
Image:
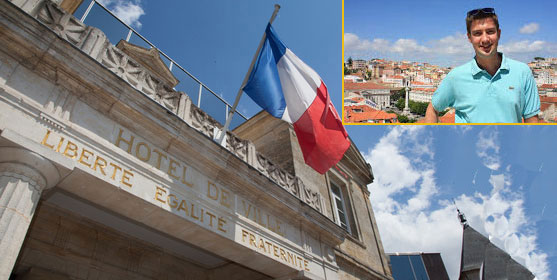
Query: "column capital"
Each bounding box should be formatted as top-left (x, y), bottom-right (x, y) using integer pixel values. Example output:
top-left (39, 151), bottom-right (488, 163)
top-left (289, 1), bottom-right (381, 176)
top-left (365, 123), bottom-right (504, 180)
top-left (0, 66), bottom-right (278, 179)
top-left (0, 147), bottom-right (61, 189)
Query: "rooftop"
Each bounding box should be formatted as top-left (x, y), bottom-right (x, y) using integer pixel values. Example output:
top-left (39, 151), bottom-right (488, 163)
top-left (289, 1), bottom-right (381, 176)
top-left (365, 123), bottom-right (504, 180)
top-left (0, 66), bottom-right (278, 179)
top-left (345, 105), bottom-right (398, 123)
top-left (344, 81), bottom-right (390, 90)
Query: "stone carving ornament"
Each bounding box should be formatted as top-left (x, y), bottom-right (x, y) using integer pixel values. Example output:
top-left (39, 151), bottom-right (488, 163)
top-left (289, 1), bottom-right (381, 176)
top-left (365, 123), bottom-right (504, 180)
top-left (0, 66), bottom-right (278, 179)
top-left (226, 134), bottom-right (248, 162)
top-left (154, 83), bottom-right (180, 113)
top-left (37, 1), bottom-right (87, 46)
top-left (101, 45), bottom-right (142, 88)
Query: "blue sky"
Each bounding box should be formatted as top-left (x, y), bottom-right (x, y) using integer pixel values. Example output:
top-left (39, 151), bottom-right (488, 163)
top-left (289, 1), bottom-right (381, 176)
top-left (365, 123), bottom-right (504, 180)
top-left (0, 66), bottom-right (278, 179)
top-left (74, 0), bottom-right (341, 128)
top-left (344, 0), bottom-right (557, 66)
top-left (347, 125), bottom-right (556, 279)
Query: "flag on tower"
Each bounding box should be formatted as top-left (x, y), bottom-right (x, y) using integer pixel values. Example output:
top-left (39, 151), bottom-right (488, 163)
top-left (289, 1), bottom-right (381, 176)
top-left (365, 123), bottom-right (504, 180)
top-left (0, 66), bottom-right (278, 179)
top-left (242, 24), bottom-right (349, 174)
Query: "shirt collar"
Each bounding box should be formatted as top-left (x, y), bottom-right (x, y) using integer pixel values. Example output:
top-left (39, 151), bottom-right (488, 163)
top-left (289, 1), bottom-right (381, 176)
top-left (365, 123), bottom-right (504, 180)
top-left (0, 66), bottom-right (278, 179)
top-left (471, 52), bottom-right (508, 75)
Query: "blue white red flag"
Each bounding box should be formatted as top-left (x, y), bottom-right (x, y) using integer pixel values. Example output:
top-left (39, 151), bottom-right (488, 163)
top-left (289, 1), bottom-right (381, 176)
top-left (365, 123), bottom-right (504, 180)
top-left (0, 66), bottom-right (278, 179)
top-left (243, 24), bottom-right (349, 174)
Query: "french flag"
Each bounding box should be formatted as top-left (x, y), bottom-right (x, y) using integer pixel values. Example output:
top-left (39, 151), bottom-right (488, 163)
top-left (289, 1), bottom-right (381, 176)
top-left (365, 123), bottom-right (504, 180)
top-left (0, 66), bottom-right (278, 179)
top-left (243, 24), bottom-right (350, 174)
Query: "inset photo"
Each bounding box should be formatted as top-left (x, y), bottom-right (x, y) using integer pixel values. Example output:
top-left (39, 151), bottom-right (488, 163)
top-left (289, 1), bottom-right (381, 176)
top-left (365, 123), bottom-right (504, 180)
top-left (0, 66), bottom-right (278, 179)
top-left (343, 0), bottom-right (557, 124)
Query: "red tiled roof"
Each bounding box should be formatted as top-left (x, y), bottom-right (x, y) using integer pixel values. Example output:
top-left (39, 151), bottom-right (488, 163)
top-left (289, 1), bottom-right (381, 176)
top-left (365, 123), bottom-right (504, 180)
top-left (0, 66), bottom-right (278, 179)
top-left (540, 96), bottom-right (557, 103)
top-left (344, 105), bottom-right (398, 123)
top-left (411, 81), bottom-right (427, 85)
top-left (413, 88), bottom-right (435, 92)
top-left (540, 84), bottom-right (557, 89)
top-left (344, 81), bottom-right (389, 90)
top-left (541, 96), bottom-right (557, 112)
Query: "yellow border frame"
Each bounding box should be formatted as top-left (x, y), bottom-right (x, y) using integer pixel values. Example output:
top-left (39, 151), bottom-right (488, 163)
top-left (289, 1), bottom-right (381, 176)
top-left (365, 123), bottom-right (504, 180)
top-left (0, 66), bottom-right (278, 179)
top-left (340, 0), bottom-right (554, 126)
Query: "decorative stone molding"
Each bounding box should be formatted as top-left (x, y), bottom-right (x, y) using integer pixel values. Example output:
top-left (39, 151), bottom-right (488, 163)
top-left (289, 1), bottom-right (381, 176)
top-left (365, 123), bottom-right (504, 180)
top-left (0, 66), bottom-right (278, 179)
top-left (29, 0), bottom-right (326, 214)
top-left (9, 0), bottom-right (56, 17)
top-left (187, 106), bottom-right (219, 138)
top-left (81, 27), bottom-right (109, 60)
top-left (152, 81), bottom-right (180, 113)
top-left (0, 168), bottom-right (43, 193)
top-left (0, 147), bottom-right (61, 188)
top-left (301, 181), bottom-right (323, 212)
top-left (37, 1), bottom-right (88, 47)
top-left (101, 45), bottom-right (142, 88)
top-left (116, 40), bottom-right (179, 88)
top-left (226, 133), bottom-right (249, 162)
top-left (43, 87), bottom-right (77, 122)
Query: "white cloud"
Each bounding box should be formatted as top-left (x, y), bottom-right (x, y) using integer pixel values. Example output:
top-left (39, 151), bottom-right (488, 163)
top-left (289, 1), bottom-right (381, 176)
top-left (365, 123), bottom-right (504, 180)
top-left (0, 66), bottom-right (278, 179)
top-left (500, 40), bottom-right (546, 54)
top-left (392, 39), bottom-right (430, 54)
top-left (365, 126), bottom-right (549, 279)
top-left (476, 128), bottom-right (500, 171)
top-left (344, 32), bottom-right (473, 57)
top-left (367, 126), bottom-right (427, 212)
top-left (520, 23), bottom-right (540, 34)
top-left (450, 125), bottom-right (473, 135)
top-left (344, 31), bottom-right (557, 66)
top-left (97, 0), bottom-right (145, 29)
top-left (430, 33), bottom-right (473, 55)
top-left (344, 33), bottom-right (392, 56)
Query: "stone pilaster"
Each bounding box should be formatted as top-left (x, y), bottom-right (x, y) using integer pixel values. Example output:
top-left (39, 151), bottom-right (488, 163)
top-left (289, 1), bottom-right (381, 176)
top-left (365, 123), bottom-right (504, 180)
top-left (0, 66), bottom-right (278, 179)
top-left (0, 147), bottom-right (61, 279)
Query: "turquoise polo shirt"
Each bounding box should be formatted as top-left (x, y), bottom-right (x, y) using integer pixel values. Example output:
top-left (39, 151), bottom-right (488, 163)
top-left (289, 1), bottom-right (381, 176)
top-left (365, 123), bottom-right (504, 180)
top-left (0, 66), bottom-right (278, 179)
top-left (432, 54), bottom-right (540, 123)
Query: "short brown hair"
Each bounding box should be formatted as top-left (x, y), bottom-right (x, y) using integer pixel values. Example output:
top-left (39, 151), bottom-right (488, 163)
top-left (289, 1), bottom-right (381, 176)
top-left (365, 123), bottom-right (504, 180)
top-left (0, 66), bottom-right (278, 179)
top-left (466, 11), bottom-right (499, 34)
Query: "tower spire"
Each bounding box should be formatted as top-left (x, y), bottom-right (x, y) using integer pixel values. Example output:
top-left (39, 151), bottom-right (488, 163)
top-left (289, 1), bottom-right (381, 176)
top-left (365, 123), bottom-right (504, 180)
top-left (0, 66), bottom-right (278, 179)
top-left (453, 199), bottom-right (469, 228)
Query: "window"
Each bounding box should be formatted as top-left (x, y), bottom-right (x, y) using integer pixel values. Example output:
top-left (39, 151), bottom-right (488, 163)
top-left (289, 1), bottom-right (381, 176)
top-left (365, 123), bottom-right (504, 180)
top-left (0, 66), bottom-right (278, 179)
top-left (328, 175), bottom-right (360, 239)
top-left (331, 182), bottom-right (350, 232)
top-left (390, 255), bottom-right (431, 280)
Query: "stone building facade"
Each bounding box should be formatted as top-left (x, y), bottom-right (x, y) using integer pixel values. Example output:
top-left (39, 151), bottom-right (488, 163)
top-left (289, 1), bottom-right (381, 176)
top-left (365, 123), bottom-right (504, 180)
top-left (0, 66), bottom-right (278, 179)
top-left (0, 1), bottom-right (393, 279)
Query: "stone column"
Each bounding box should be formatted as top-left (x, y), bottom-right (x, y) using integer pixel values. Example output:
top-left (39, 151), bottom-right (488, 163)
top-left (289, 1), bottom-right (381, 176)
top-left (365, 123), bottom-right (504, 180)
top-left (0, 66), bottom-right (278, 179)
top-left (402, 81), bottom-right (410, 116)
top-left (0, 147), bottom-right (61, 279)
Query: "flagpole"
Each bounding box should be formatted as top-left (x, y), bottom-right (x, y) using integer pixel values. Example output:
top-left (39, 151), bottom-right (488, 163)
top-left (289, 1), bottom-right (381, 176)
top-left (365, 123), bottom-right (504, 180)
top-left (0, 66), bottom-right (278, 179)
top-left (216, 4), bottom-right (281, 145)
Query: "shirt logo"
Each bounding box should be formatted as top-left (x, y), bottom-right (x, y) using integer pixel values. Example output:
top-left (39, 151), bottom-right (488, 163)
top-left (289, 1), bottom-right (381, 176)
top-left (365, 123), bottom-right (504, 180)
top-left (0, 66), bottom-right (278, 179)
top-left (509, 86), bottom-right (515, 90)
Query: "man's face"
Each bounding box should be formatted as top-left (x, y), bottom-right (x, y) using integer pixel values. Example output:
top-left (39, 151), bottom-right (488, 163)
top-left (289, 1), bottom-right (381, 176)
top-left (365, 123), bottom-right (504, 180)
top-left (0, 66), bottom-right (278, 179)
top-left (467, 18), bottom-right (501, 58)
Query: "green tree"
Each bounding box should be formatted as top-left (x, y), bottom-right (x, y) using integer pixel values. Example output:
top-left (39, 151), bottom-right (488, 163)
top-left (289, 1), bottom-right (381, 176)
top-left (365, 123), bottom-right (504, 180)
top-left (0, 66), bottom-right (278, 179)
top-left (397, 114), bottom-right (410, 123)
top-left (347, 57), bottom-right (353, 67)
top-left (408, 100), bottom-right (429, 116)
top-left (391, 88), bottom-right (406, 102)
top-left (395, 98), bottom-right (405, 111)
top-left (396, 115), bottom-right (416, 123)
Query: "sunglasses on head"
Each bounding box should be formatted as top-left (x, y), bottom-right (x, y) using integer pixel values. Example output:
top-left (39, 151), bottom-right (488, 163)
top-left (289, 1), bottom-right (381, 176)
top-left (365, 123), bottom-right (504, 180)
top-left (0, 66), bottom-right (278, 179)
top-left (467, 8), bottom-right (495, 17)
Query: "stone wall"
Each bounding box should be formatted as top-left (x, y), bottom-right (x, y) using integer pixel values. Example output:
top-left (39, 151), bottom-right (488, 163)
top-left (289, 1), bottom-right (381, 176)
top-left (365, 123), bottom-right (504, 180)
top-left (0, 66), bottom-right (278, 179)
top-left (13, 203), bottom-right (270, 280)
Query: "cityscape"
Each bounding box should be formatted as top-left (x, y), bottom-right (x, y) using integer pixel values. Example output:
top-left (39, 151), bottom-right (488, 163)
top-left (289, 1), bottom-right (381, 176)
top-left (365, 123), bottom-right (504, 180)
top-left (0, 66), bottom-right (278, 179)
top-left (344, 57), bottom-right (557, 123)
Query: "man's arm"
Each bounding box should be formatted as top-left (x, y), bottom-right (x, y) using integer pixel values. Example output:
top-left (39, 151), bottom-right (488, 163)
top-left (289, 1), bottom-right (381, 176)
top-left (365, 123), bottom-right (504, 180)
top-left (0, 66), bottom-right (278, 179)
top-left (522, 64), bottom-right (541, 123)
top-left (425, 102), bottom-right (439, 123)
top-left (524, 115), bottom-right (539, 123)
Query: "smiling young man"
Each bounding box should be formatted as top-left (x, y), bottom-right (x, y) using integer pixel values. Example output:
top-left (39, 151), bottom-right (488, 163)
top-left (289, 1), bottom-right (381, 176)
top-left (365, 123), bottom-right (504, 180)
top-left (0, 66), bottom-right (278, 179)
top-left (425, 8), bottom-right (541, 123)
